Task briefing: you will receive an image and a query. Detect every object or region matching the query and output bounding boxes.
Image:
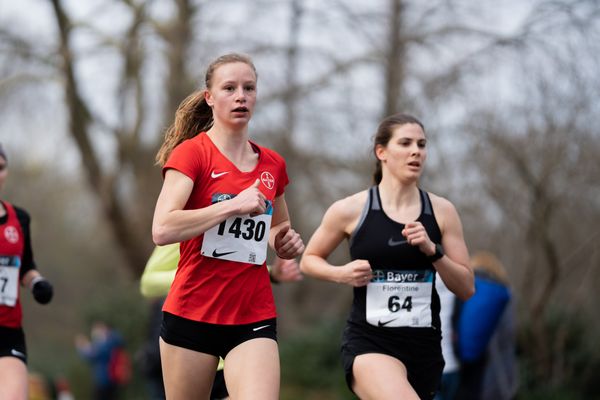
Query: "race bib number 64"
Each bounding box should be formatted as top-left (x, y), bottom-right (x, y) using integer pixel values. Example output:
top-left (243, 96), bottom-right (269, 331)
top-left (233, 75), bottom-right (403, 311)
top-left (366, 269), bottom-right (433, 328)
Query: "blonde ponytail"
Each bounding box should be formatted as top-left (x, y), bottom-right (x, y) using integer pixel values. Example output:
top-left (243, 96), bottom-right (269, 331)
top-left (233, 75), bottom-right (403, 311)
top-left (155, 91), bottom-right (212, 166)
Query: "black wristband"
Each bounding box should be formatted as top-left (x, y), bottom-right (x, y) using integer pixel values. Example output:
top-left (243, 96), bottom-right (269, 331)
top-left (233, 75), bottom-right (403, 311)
top-left (426, 243), bottom-right (444, 263)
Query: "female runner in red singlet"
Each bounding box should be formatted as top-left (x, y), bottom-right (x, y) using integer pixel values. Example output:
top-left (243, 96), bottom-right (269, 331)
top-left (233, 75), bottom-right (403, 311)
top-left (0, 144), bottom-right (54, 400)
top-left (152, 53), bottom-right (304, 400)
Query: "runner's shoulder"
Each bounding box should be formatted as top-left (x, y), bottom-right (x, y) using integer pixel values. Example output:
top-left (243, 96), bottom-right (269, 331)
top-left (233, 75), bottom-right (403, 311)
top-left (325, 190), bottom-right (368, 227)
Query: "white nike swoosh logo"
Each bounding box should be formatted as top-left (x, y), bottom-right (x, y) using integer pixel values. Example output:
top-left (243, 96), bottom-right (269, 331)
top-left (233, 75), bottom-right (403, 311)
top-left (11, 349), bottom-right (25, 358)
top-left (253, 324), bottom-right (270, 332)
top-left (388, 238), bottom-right (408, 246)
top-left (211, 171), bottom-right (229, 178)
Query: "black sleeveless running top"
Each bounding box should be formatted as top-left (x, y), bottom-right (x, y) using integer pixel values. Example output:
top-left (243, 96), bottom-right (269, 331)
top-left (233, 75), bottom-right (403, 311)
top-left (348, 186), bottom-right (442, 331)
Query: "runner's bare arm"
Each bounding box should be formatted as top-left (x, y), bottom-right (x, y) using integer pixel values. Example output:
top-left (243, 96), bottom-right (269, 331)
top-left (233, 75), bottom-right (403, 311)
top-left (269, 194), bottom-right (304, 259)
top-left (301, 192), bottom-right (373, 286)
top-left (153, 171), bottom-right (264, 245)
top-left (430, 195), bottom-right (474, 300)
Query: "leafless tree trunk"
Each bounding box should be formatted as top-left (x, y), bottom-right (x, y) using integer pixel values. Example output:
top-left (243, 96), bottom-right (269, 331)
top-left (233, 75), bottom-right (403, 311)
top-left (48, 0), bottom-right (198, 275)
top-left (382, 0), bottom-right (406, 118)
top-left (49, 0), bottom-right (147, 274)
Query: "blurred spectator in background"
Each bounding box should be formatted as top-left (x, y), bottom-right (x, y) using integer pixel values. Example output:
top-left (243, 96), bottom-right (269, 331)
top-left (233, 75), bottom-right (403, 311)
top-left (27, 372), bottom-right (51, 400)
top-left (54, 376), bottom-right (75, 400)
top-left (75, 320), bottom-right (126, 400)
top-left (455, 251), bottom-right (519, 400)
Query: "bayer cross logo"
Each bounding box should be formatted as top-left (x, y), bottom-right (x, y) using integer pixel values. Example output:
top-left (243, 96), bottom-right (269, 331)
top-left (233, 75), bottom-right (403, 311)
top-left (260, 172), bottom-right (275, 190)
top-left (4, 226), bottom-right (19, 244)
top-left (373, 270), bottom-right (386, 282)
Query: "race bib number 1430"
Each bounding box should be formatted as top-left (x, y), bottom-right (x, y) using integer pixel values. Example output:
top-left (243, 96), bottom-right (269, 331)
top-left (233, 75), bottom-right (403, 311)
top-left (201, 194), bottom-right (272, 265)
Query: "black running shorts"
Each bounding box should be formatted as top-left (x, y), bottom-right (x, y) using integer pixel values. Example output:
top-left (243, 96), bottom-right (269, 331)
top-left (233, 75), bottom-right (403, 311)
top-left (340, 323), bottom-right (444, 400)
top-left (0, 326), bottom-right (27, 363)
top-left (160, 312), bottom-right (277, 358)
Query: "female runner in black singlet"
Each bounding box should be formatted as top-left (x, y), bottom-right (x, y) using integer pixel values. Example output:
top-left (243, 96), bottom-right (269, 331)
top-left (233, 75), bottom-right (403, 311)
top-left (300, 114), bottom-right (474, 400)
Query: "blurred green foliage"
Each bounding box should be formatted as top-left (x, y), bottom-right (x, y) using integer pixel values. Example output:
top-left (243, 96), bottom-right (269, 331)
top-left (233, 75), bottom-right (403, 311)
top-left (518, 308), bottom-right (600, 399)
top-left (280, 319), bottom-right (354, 400)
